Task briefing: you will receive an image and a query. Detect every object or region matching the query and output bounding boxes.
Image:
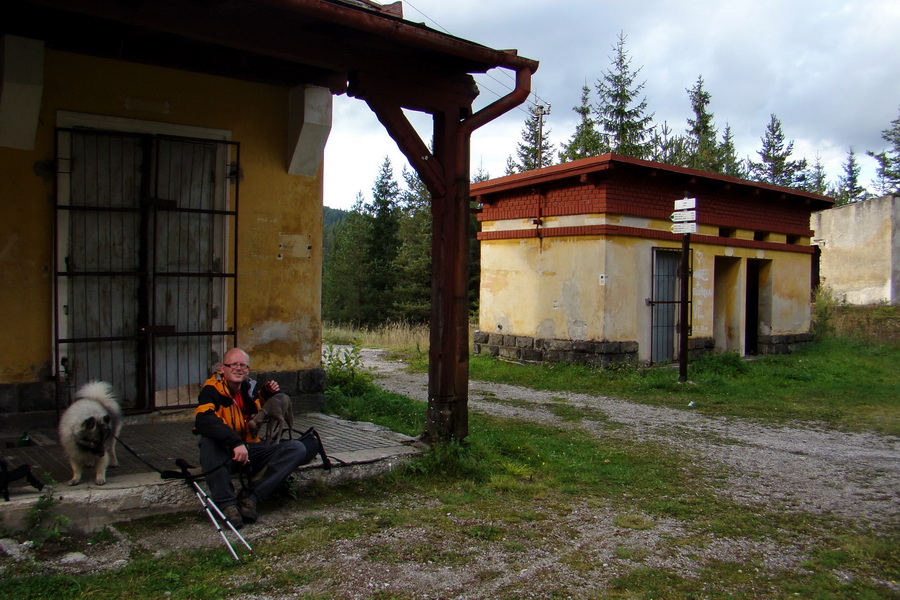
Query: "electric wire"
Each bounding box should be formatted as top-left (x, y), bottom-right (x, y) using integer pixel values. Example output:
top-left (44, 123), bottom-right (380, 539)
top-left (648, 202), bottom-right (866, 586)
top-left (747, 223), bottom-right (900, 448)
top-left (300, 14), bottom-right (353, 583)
top-left (402, 0), bottom-right (552, 116)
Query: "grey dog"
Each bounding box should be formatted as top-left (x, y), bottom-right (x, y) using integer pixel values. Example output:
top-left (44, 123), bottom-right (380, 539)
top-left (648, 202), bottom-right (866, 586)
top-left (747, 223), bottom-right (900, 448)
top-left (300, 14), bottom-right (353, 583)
top-left (58, 381), bottom-right (123, 486)
top-left (247, 392), bottom-right (293, 444)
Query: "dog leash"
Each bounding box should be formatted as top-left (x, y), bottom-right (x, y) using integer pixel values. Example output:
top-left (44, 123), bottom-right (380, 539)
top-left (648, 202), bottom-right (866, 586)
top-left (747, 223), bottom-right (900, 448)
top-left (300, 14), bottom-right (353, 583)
top-left (113, 434), bottom-right (237, 483)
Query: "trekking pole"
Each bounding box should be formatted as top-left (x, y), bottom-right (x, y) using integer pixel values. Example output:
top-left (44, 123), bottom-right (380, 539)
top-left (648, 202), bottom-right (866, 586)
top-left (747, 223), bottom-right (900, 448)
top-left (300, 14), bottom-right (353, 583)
top-left (164, 459), bottom-right (253, 560)
top-left (115, 435), bottom-right (253, 560)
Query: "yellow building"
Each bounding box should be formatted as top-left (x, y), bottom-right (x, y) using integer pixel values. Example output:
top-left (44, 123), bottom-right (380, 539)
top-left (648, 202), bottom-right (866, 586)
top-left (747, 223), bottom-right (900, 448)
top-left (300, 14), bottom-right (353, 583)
top-left (1, 0), bottom-right (536, 439)
top-left (472, 155), bottom-right (833, 365)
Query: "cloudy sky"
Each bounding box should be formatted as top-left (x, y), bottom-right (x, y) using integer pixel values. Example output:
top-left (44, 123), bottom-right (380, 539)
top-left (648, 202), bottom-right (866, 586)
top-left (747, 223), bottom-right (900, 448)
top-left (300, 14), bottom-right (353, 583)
top-left (323, 0), bottom-right (900, 209)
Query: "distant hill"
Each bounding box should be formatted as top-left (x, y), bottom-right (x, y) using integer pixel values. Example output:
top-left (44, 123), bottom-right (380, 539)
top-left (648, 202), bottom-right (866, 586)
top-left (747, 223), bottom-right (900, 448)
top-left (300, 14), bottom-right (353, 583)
top-left (324, 206), bottom-right (349, 227)
top-left (322, 206), bottom-right (350, 267)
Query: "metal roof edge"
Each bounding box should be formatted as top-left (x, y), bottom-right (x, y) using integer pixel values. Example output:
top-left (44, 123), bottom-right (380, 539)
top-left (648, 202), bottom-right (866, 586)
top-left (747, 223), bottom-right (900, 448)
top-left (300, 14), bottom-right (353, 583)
top-left (471, 153), bottom-right (834, 209)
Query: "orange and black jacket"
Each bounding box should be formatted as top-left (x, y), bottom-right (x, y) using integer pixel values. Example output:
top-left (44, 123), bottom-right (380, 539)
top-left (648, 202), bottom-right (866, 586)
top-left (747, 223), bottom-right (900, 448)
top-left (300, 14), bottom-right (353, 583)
top-left (193, 373), bottom-right (275, 449)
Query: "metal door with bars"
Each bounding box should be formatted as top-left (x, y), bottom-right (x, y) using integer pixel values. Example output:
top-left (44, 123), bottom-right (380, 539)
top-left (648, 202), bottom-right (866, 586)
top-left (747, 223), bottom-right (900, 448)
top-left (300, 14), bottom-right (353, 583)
top-left (54, 128), bottom-right (239, 411)
top-left (649, 247), bottom-right (691, 363)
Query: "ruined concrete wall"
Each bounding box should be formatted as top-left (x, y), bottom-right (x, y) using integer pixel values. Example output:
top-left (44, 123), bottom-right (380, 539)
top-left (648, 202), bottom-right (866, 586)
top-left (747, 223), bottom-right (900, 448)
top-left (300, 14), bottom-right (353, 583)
top-left (812, 195), bottom-right (899, 305)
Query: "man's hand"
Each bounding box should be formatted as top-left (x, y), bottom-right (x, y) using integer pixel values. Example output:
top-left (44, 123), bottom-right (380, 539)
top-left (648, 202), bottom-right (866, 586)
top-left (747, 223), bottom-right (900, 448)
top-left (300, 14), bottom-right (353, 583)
top-left (264, 380), bottom-right (280, 394)
top-left (232, 444), bottom-right (249, 465)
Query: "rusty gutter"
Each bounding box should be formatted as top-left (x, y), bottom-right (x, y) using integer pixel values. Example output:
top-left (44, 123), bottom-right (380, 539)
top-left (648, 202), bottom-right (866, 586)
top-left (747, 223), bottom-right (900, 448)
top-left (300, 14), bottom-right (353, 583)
top-left (457, 65), bottom-right (534, 167)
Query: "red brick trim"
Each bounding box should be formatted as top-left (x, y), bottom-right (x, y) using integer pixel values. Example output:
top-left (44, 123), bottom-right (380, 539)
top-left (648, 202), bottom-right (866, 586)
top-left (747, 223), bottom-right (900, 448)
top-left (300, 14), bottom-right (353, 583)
top-left (476, 224), bottom-right (815, 253)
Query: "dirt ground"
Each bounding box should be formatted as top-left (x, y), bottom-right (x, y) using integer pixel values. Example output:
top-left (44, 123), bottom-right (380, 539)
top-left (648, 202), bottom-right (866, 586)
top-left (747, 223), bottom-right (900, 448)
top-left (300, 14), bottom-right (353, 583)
top-left (3, 349), bottom-right (899, 598)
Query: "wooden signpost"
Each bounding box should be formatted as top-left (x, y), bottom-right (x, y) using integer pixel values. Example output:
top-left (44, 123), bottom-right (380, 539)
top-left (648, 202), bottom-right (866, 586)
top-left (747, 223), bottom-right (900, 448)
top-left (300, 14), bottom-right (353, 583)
top-left (670, 197), bottom-right (696, 382)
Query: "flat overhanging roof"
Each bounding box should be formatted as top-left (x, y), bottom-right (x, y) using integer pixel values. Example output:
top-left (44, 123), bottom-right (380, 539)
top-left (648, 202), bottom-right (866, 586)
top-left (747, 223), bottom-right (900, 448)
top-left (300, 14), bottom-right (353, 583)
top-left (4, 0), bottom-right (538, 94)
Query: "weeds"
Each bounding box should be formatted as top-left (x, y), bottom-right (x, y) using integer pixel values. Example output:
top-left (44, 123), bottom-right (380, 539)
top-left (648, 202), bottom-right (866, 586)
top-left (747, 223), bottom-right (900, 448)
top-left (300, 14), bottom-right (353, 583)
top-left (23, 478), bottom-right (70, 546)
top-left (322, 340), bottom-right (372, 397)
top-left (812, 285), bottom-right (837, 337)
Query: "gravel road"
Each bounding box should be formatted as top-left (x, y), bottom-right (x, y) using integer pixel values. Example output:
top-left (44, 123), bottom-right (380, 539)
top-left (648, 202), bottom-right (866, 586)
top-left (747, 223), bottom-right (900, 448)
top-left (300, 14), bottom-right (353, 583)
top-left (360, 348), bottom-right (900, 529)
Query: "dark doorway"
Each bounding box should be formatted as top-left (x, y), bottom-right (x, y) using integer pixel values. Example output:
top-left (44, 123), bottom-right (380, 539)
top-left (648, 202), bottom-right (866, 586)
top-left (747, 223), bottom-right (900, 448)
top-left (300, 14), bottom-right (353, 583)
top-left (745, 260), bottom-right (760, 354)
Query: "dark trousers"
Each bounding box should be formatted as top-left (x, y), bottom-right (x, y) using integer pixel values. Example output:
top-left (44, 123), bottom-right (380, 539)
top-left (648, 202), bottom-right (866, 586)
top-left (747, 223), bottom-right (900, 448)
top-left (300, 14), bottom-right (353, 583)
top-left (199, 436), bottom-right (317, 507)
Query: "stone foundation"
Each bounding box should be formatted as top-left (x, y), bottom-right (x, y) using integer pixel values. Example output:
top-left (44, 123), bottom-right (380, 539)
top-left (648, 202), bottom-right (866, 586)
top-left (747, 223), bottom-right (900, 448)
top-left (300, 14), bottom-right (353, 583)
top-left (688, 337), bottom-right (716, 360)
top-left (472, 332), bottom-right (720, 367)
top-left (473, 331), bottom-right (639, 367)
top-left (757, 333), bottom-right (815, 355)
top-left (256, 367), bottom-right (326, 414)
top-left (0, 380), bottom-right (59, 438)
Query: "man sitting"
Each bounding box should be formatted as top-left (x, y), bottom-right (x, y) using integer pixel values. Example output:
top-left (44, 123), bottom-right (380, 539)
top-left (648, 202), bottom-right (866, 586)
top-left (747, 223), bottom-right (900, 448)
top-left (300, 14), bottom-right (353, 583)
top-left (194, 348), bottom-right (317, 528)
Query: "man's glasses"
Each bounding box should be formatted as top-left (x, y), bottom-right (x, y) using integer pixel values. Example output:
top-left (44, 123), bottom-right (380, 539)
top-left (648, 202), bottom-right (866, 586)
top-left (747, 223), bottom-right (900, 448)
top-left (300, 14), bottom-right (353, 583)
top-left (223, 362), bottom-right (250, 370)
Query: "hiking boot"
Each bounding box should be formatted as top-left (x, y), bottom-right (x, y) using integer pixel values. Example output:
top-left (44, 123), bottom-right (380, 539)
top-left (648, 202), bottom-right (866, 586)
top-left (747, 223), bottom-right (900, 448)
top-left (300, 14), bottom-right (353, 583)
top-left (238, 493), bottom-right (258, 524)
top-left (221, 504), bottom-right (244, 530)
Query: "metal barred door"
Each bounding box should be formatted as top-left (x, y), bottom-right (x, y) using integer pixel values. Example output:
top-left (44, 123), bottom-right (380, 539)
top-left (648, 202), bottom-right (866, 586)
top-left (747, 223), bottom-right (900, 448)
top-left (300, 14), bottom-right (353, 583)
top-left (54, 128), bottom-right (239, 411)
top-left (649, 248), bottom-right (680, 364)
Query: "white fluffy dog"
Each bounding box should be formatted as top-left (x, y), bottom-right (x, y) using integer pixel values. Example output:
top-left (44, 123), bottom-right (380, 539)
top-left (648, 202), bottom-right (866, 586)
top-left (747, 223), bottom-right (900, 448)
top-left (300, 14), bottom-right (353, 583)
top-left (57, 381), bottom-right (123, 485)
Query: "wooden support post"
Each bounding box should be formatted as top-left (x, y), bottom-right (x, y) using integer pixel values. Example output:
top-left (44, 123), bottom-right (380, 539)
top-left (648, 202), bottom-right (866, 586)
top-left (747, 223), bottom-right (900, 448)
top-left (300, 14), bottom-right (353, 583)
top-left (426, 111), bottom-right (469, 442)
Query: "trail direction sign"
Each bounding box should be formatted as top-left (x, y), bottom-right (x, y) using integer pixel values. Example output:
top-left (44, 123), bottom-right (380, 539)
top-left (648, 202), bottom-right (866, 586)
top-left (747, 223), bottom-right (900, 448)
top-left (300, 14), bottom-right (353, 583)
top-left (674, 197), bottom-right (696, 211)
top-left (670, 222), bottom-right (697, 234)
top-left (670, 210), bottom-right (696, 222)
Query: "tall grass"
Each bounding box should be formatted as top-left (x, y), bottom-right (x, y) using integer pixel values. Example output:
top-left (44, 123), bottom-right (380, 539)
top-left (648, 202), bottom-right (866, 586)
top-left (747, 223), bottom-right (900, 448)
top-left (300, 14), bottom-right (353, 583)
top-left (813, 286), bottom-right (900, 344)
top-left (323, 320), bottom-right (431, 353)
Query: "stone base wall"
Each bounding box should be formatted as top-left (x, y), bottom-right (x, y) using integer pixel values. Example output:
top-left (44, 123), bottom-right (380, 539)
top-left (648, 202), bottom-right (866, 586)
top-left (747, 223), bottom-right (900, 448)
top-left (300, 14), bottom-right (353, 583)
top-left (0, 368), bottom-right (326, 437)
top-left (472, 332), bottom-right (719, 367)
top-left (757, 333), bottom-right (815, 355)
top-left (257, 367), bottom-right (326, 414)
top-left (473, 331), bottom-right (639, 367)
top-left (0, 381), bottom-right (59, 439)
top-left (688, 337), bottom-right (715, 360)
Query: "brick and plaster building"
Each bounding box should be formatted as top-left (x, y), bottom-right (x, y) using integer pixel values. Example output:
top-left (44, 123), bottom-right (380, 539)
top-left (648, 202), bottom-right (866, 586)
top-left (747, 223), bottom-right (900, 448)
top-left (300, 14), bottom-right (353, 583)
top-left (472, 154), bottom-right (833, 365)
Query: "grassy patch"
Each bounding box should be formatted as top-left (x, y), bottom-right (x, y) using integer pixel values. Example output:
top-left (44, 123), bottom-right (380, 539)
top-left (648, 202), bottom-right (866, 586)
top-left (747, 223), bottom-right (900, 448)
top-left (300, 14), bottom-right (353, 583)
top-left (0, 547), bottom-right (243, 600)
top-left (466, 337), bottom-right (899, 435)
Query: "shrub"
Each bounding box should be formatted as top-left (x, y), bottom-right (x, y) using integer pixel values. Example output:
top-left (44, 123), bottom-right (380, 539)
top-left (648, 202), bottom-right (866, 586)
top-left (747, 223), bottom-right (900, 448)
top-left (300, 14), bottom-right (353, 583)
top-left (811, 285), bottom-right (837, 337)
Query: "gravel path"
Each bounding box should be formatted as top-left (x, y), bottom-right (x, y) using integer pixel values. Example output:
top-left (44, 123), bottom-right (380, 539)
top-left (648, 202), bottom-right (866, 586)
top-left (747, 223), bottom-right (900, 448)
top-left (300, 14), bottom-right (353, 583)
top-left (361, 348), bottom-right (900, 529)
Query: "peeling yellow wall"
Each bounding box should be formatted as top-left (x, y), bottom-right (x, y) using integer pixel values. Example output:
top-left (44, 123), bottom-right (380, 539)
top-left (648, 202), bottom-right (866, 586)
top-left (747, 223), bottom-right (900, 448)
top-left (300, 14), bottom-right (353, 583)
top-left (0, 50), bottom-right (322, 383)
top-left (479, 235), bottom-right (606, 341)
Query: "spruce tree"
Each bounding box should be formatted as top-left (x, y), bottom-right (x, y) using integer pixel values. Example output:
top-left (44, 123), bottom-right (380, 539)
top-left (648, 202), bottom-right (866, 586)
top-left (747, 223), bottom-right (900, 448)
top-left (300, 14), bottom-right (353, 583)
top-left (595, 32), bottom-right (654, 159)
top-left (515, 103), bottom-right (555, 171)
top-left (834, 148), bottom-right (867, 205)
top-left (647, 122), bottom-right (688, 166)
top-left (504, 155), bottom-right (518, 175)
top-left (867, 105), bottom-right (900, 195)
top-left (322, 194), bottom-right (373, 324)
top-left (559, 84), bottom-right (606, 162)
top-left (807, 154), bottom-right (830, 196)
top-left (719, 124), bottom-right (745, 178)
top-left (748, 114), bottom-right (808, 188)
top-left (392, 167), bottom-right (433, 323)
top-left (685, 76), bottom-right (722, 172)
top-left (365, 156), bottom-right (402, 323)
top-left (472, 163), bottom-right (491, 183)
